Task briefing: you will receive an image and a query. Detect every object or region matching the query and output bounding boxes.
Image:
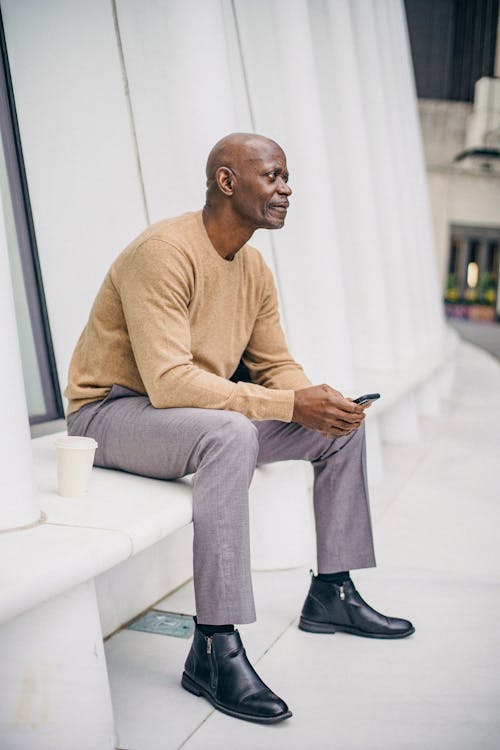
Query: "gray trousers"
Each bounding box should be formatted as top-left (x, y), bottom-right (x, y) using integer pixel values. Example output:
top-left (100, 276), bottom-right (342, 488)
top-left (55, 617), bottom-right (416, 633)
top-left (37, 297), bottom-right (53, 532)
top-left (67, 385), bottom-right (376, 624)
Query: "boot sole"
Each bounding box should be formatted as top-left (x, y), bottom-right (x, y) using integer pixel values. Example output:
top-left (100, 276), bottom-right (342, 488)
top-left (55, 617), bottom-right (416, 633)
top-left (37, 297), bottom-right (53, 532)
top-left (181, 672), bottom-right (293, 724)
top-left (299, 617), bottom-right (415, 639)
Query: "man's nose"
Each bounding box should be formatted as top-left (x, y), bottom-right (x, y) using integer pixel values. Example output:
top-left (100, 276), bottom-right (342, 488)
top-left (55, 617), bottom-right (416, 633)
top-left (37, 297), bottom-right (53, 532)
top-left (278, 179), bottom-right (292, 196)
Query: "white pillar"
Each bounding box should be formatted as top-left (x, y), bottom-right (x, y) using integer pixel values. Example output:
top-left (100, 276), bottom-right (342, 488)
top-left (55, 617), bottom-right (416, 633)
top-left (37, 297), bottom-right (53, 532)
top-left (308, 0), bottom-right (395, 373)
top-left (380, 393), bottom-right (420, 444)
top-left (371, 0), bottom-right (428, 360)
top-left (384, 0), bottom-right (446, 357)
top-left (436, 359), bottom-right (455, 399)
top-left (0, 579), bottom-right (115, 750)
top-left (249, 463), bottom-right (315, 570)
top-left (233, 0), bottom-right (354, 391)
top-left (116, 0), bottom-right (244, 221)
top-left (0, 197), bottom-right (40, 531)
top-left (416, 375), bottom-right (441, 417)
top-left (349, 0), bottom-right (418, 369)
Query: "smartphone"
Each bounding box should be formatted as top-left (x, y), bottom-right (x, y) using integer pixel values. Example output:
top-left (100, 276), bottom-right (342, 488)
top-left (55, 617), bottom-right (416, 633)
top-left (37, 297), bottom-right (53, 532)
top-left (353, 393), bottom-right (381, 405)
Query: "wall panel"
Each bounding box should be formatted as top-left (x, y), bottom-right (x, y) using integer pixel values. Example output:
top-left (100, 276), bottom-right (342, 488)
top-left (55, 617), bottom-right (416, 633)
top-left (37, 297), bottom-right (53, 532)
top-left (116, 0), bottom-right (241, 221)
top-left (2, 0), bottom-right (147, 402)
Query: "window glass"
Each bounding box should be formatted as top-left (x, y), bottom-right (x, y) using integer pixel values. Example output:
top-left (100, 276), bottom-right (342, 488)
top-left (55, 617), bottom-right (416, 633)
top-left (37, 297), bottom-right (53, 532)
top-left (0, 136), bottom-right (47, 416)
top-left (0, 16), bottom-right (62, 424)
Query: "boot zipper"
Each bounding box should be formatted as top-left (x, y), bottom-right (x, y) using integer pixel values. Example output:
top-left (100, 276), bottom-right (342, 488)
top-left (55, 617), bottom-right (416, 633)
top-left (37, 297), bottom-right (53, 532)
top-left (206, 637), bottom-right (217, 690)
top-left (339, 585), bottom-right (345, 601)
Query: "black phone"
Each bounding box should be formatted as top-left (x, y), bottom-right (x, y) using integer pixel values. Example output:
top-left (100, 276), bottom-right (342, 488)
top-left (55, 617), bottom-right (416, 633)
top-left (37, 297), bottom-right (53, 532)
top-left (353, 393), bottom-right (380, 405)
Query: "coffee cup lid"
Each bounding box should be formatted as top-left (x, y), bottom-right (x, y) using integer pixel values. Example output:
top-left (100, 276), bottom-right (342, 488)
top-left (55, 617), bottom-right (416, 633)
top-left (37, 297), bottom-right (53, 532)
top-left (54, 436), bottom-right (98, 449)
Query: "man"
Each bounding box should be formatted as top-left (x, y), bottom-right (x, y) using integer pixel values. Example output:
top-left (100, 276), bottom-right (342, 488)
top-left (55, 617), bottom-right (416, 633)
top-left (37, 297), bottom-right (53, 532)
top-left (65, 132), bottom-right (414, 725)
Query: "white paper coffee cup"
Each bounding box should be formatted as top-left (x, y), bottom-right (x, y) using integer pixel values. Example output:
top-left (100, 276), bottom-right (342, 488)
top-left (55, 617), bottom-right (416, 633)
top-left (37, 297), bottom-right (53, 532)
top-left (54, 436), bottom-right (98, 498)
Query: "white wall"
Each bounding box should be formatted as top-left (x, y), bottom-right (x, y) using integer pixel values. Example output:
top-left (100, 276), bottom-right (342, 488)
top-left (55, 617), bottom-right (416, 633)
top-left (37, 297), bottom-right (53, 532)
top-left (419, 100), bottom-right (471, 166)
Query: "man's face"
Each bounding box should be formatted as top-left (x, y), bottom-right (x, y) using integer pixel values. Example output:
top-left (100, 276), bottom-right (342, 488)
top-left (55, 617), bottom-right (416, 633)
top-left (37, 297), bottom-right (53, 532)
top-left (230, 141), bottom-right (292, 230)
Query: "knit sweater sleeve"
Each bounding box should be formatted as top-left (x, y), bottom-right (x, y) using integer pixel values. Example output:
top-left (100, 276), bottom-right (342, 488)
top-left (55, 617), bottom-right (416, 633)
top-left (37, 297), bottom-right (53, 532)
top-left (243, 263), bottom-right (312, 391)
top-left (118, 239), bottom-right (296, 421)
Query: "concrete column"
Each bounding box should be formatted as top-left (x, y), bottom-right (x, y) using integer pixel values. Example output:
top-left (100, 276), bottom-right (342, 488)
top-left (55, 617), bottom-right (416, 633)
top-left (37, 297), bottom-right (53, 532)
top-left (249, 463), bottom-right (315, 570)
top-left (0, 195), bottom-right (40, 531)
top-left (0, 579), bottom-right (115, 750)
top-left (233, 0), bottom-right (354, 391)
top-left (116, 0), bottom-right (243, 220)
top-left (416, 375), bottom-right (441, 417)
top-left (436, 360), bottom-right (455, 400)
top-left (349, 0), bottom-right (418, 369)
top-left (466, 77), bottom-right (500, 149)
top-left (380, 394), bottom-right (420, 444)
top-left (457, 237), bottom-right (469, 293)
top-left (308, 0), bottom-right (395, 373)
top-left (372, 0), bottom-right (428, 360)
top-left (387, 0), bottom-right (446, 355)
top-left (477, 239), bottom-right (489, 280)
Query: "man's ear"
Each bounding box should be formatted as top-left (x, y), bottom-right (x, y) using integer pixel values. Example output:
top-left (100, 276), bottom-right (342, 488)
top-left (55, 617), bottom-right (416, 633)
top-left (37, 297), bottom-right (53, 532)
top-left (216, 166), bottom-right (235, 196)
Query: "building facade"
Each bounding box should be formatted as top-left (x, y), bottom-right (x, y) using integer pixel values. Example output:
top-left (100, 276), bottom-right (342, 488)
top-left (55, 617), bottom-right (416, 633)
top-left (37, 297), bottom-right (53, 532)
top-left (405, 0), bottom-right (500, 319)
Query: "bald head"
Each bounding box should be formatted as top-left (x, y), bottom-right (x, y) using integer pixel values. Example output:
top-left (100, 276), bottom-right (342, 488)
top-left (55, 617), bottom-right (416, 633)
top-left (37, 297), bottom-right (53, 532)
top-left (205, 132), bottom-right (284, 196)
top-left (202, 132), bottom-right (291, 249)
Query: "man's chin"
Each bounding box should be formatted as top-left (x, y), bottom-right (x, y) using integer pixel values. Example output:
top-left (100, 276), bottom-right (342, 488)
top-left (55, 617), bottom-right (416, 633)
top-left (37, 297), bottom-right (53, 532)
top-left (263, 216), bottom-right (286, 230)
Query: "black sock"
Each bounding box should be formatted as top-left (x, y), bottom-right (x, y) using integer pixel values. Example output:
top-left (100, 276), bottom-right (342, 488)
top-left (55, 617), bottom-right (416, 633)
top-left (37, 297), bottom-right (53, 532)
top-left (197, 622), bottom-right (235, 636)
top-left (317, 571), bottom-right (351, 585)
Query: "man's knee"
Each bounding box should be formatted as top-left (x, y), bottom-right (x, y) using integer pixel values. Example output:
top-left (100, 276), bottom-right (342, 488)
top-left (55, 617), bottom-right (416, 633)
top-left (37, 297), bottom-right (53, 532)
top-left (356, 421), bottom-right (366, 438)
top-left (342, 420), bottom-right (366, 448)
top-left (204, 410), bottom-right (259, 457)
top-left (314, 420), bottom-right (366, 463)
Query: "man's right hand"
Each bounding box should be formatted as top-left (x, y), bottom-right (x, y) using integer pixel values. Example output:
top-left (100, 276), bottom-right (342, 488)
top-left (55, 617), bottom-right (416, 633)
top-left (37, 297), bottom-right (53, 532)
top-left (292, 384), bottom-right (366, 438)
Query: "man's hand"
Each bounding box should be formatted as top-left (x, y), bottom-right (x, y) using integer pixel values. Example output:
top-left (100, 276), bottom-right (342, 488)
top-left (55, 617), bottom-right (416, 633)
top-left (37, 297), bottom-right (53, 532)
top-left (292, 384), bottom-right (366, 438)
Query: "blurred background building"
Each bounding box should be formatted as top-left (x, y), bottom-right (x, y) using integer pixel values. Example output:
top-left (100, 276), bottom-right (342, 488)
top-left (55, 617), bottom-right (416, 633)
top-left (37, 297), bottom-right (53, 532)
top-left (405, 0), bottom-right (500, 322)
top-left (0, 2), bottom-right (497, 748)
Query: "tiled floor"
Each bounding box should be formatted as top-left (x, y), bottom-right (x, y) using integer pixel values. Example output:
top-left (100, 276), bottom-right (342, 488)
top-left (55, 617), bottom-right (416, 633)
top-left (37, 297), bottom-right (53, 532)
top-left (105, 341), bottom-right (500, 750)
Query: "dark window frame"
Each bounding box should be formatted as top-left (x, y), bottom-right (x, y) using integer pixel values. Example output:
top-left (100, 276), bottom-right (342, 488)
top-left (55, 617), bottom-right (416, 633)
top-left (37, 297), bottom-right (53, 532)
top-left (0, 11), bottom-right (63, 425)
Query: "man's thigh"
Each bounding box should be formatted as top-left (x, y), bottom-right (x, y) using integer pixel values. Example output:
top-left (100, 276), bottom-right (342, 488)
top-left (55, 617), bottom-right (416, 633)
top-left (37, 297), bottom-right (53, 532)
top-left (71, 392), bottom-right (250, 480)
top-left (254, 419), bottom-right (362, 465)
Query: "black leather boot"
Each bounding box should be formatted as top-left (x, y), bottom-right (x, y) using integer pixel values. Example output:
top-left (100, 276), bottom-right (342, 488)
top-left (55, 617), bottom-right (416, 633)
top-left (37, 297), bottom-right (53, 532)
top-left (299, 574), bottom-right (415, 639)
top-left (182, 626), bottom-right (292, 723)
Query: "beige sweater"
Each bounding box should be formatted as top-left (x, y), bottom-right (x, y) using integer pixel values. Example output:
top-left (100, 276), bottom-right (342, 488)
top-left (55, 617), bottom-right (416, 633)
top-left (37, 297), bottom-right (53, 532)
top-left (65, 210), bottom-right (311, 421)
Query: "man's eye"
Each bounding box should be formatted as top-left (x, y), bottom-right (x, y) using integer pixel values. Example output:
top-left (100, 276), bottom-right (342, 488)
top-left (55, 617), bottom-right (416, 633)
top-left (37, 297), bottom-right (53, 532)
top-left (267, 172), bottom-right (277, 180)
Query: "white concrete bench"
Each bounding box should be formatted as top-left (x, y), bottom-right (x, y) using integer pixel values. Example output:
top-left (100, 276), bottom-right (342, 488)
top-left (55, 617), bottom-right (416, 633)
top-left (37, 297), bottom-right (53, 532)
top-left (6, 432), bottom-right (312, 637)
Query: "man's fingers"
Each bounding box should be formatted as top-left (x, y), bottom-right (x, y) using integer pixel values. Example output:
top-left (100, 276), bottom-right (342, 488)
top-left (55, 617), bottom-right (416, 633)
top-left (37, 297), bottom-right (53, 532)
top-left (337, 398), bottom-right (364, 414)
top-left (325, 407), bottom-right (365, 425)
top-left (326, 396), bottom-right (365, 418)
top-left (321, 423), bottom-right (359, 438)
